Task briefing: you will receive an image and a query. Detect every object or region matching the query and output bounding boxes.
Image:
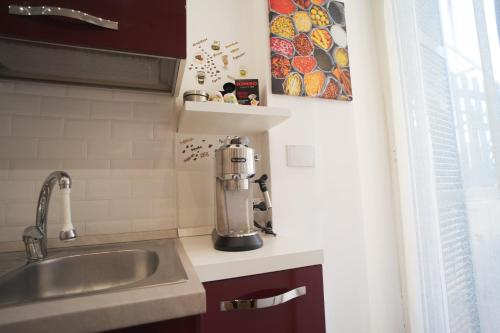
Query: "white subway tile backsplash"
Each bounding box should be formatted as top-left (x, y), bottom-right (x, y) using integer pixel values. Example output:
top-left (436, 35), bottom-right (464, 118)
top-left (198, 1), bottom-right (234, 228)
top-left (0, 181), bottom-right (35, 201)
top-left (0, 138), bottom-right (37, 159)
top-left (0, 204), bottom-right (5, 225)
top-left (10, 159), bottom-right (61, 170)
top-left (5, 201), bottom-right (60, 225)
top-left (111, 120), bottom-right (153, 139)
top-left (62, 159), bottom-right (110, 179)
top-left (133, 103), bottom-right (171, 121)
top-left (0, 81), bottom-right (181, 241)
top-left (5, 202), bottom-right (35, 226)
top-left (132, 177), bottom-right (175, 198)
top-left (111, 159), bottom-right (154, 169)
top-left (151, 169), bottom-right (176, 178)
top-left (0, 93), bottom-right (40, 115)
top-left (133, 140), bottom-right (172, 159)
top-left (177, 205), bottom-right (213, 228)
top-left (39, 139), bottom-right (86, 159)
top-left (113, 90), bottom-right (153, 102)
top-left (153, 159), bottom-right (174, 169)
top-left (12, 116), bottom-right (64, 137)
top-left (69, 180), bottom-right (87, 200)
top-left (67, 86), bottom-right (113, 100)
top-left (90, 101), bottom-right (133, 120)
top-left (15, 82), bottom-right (67, 97)
top-left (0, 160), bottom-right (8, 180)
top-left (88, 140), bottom-right (131, 159)
top-left (152, 198), bottom-right (176, 218)
top-left (132, 218), bottom-right (176, 232)
top-left (72, 200), bottom-right (109, 222)
top-left (86, 220), bottom-right (132, 235)
top-left (110, 159), bottom-right (153, 178)
top-left (154, 94), bottom-right (174, 105)
top-left (0, 226), bottom-right (25, 242)
top-left (153, 123), bottom-right (175, 140)
top-left (0, 115), bottom-right (11, 136)
top-left (70, 180), bottom-right (87, 200)
top-left (9, 159), bottom-right (62, 180)
top-left (86, 179), bottom-right (131, 199)
top-left (110, 198), bottom-right (152, 219)
top-left (65, 119), bottom-right (110, 138)
top-left (41, 97), bottom-right (90, 119)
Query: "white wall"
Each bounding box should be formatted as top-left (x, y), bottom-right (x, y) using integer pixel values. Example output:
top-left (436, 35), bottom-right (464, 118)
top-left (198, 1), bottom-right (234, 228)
top-left (250, 0), bottom-right (405, 332)
top-left (347, 0), bottom-right (405, 332)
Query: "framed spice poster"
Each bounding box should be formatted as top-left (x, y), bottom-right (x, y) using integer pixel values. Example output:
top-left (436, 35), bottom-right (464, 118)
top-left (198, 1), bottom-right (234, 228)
top-left (269, 0), bottom-right (352, 101)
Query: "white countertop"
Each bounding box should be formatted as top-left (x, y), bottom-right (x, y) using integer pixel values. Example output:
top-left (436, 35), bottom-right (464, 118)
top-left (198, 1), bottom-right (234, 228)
top-left (180, 233), bottom-right (324, 282)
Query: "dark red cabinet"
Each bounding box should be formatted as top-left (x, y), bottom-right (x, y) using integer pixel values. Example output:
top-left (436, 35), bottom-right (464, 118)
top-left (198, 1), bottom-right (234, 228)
top-left (0, 0), bottom-right (186, 58)
top-left (200, 265), bottom-right (326, 333)
top-left (105, 265), bottom-right (325, 333)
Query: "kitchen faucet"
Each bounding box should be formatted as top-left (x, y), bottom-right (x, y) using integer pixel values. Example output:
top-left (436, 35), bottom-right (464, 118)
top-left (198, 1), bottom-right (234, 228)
top-left (22, 171), bottom-right (77, 262)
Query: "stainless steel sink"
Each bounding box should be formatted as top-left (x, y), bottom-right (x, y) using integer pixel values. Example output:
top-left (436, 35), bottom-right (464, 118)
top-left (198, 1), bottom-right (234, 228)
top-left (0, 239), bottom-right (188, 307)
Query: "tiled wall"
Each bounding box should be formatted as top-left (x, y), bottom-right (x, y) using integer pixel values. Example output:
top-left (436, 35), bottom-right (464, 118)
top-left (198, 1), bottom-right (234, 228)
top-left (0, 80), bottom-right (176, 242)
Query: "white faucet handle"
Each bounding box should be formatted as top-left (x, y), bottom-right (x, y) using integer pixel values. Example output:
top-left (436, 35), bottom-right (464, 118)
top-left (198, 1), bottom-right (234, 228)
top-left (60, 187), bottom-right (77, 241)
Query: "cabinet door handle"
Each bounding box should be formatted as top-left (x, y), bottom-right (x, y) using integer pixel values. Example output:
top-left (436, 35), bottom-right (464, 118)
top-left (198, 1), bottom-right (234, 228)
top-left (8, 5), bottom-right (118, 30)
top-left (220, 286), bottom-right (306, 311)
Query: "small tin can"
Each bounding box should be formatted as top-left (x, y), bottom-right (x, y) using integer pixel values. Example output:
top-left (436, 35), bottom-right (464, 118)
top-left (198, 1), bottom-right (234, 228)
top-left (183, 90), bottom-right (209, 102)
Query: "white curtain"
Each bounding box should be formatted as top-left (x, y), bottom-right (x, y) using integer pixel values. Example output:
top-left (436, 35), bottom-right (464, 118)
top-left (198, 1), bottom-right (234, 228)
top-left (383, 0), bottom-right (500, 332)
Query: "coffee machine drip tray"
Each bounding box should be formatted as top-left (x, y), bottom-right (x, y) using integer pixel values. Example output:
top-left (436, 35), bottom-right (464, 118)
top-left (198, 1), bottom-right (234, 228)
top-left (212, 231), bottom-right (263, 252)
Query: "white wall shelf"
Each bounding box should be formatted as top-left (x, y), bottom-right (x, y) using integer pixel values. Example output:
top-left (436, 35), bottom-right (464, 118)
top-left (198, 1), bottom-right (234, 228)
top-left (178, 101), bottom-right (291, 135)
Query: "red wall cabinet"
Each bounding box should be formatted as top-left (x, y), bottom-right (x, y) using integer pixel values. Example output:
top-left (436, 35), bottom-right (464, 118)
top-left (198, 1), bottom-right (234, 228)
top-left (106, 265), bottom-right (326, 333)
top-left (0, 0), bottom-right (186, 58)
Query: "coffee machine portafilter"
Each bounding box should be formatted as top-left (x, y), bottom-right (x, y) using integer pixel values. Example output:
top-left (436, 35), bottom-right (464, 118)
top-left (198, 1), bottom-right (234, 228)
top-left (213, 136), bottom-right (273, 251)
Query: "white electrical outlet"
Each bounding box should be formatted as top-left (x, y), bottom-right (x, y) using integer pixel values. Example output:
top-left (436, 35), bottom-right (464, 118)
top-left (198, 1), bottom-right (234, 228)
top-left (286, 145), bottom-right (315, 167)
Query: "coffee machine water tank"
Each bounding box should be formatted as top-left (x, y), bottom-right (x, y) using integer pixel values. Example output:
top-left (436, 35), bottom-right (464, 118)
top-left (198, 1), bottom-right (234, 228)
top-left (213, 136), bottom-right (264, 252)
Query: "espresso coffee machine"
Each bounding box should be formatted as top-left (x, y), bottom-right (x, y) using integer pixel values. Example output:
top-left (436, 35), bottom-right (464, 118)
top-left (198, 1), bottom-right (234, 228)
top-left (213, 136), bottom-right (273, 252)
